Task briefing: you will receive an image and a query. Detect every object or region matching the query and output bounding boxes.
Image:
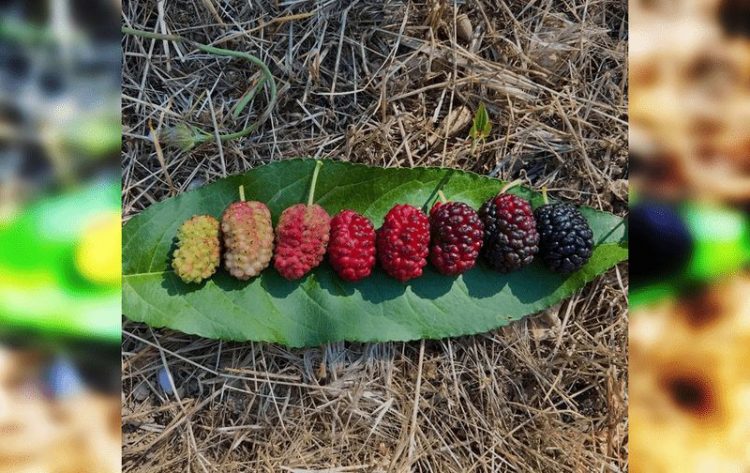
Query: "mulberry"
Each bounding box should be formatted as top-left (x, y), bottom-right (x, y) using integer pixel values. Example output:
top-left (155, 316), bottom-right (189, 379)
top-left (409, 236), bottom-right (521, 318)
top-left (221, 188), bottom-right (274, 280)
top-left (376, 204), bottom-right (430, 282)
top-left (328, 210), bottom-right (377, 281)
top-left (479, 182), bottom-right (539, 272)
top-left (274, 161), bottom-right (331, 280)
top-left (172, 215), bottom-right (220, 283)
top-left (429, 199), bottom-right (484, 275)
top-left (535, 202), bottom-right (594, 274)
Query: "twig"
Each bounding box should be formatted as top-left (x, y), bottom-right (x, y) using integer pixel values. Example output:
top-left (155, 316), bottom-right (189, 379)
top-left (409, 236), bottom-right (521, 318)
top-left (407, 340), bottom-right (425, 462)
top-left (148, 122), bottom-right (176, 195)
top-left (206, 89), bottom-right (227, 177)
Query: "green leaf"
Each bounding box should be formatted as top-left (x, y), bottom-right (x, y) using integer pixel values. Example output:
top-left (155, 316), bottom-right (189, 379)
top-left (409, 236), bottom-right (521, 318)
top-left (123, 159), bottom-right (627, 347)
top-left (469, 102), bottom-right (491, 140)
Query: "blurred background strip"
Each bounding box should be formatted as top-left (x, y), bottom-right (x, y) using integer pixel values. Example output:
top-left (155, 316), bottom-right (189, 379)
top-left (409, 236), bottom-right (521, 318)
top-left (630, 0), bottom-right (750, 471)
top-left (0, 0), bottom-right (120, 472)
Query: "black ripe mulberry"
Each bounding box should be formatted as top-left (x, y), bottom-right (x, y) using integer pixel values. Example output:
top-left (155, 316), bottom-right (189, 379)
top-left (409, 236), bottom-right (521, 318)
top-left (534, 203), bottom-right (594, 274)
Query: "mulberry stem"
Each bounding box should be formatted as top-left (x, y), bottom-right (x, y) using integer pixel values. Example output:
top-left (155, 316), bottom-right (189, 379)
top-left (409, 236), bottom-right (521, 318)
top-left (239, 185), bottom-right (246, 202)
top-left (437, 190), bottom-right (448, 203)
top-left (307, 160), bottom-right (324, 206)
top-left (542, 186), bottom-right (549, 205)
top-left (121, 26), bottom-right (277, 148)
top-left (500, 179), bottom-right (523, 194)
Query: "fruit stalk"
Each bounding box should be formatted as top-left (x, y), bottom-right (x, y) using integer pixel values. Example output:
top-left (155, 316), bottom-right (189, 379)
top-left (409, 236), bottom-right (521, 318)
top-left (499, 179), bottom-right (523, 194)
top-left (308, 160), bottom-right (323, 206)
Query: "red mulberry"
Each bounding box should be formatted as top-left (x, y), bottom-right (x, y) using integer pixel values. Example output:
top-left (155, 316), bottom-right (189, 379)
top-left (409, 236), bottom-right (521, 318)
top-left (376, 204), bottom-right (430, 282)
top-left (273, 160), bottom-right (331, 280)
top-left (328, 210), bottom-right (376, 281)
top-left (274, 204), bottom-right (330, 280)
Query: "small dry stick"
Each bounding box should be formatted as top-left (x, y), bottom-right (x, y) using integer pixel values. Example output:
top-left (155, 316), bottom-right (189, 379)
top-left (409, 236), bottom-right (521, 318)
top-left (148, 121), bottom-right (176, 195)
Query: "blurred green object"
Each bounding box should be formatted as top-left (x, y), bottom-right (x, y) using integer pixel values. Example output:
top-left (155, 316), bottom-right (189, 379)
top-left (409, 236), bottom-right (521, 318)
top-left (630, 202), bottom-right (750, 308)
top-left (0, 180), bottom-right (120, 344)
top-left (62, 115), bottom-right (122, 158)
top-left (0, 18), bottom-right (57, 45)
top-left (683, 203), bottom-right (750, 279)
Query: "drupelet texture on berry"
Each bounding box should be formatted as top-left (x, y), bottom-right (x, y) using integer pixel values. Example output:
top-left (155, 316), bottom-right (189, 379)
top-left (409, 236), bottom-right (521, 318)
top-left (221, 201), bottom-right (274, 280)
top-left (534, 203), bottom-right (594, 274)
top-left (429, 201), bottom-right (484, 275)
top-left (273, 204), bottom-right (331, 280)
top-left (377, 204), bottom-right (430, 282)
top-left (274, 160), bottom-right (332, 280)
top-left (479, 193), bottom-right (539, 272)
top-left (328, 210), bottom-right (376, 282)
top-left (172, 215), bottom-right (221, 283)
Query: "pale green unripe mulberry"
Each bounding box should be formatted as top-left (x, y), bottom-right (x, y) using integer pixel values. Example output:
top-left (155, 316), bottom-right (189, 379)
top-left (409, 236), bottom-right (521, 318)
top-left (221, 201), bottom-right (274, 280)
top-left (172, 215), bottom-right (221, 283)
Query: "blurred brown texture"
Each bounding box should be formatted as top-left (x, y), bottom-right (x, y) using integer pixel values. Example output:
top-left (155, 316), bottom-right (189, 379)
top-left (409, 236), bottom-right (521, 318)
top-left (0, 348), bottom-right (120, 473)
top-left (629, 0), bottom-right (750, 471)
top-left (630, 0), bottom-right (750, 201)
top-left (630, 276), bottom-right (750, 471)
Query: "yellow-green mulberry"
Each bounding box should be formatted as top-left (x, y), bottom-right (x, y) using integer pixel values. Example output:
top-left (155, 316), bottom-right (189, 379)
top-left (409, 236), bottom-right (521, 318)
top-left (172, 215), bottom-right (220, 283)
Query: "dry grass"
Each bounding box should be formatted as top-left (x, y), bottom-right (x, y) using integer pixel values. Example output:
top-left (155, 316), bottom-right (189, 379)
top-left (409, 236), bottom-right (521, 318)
top-left (121, 0), bottom-right (628, 471)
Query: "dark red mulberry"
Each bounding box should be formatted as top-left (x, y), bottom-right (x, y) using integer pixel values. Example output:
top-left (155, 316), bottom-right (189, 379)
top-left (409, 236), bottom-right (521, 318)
top-left (429, 201), bottom-right (484, 275)
top-left (479, 192), bottom-right (539, 272)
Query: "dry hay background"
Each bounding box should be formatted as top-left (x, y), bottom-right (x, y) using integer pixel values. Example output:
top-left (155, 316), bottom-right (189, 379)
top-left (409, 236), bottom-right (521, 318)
top-left (121, 0), bottom-right (628, 471)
